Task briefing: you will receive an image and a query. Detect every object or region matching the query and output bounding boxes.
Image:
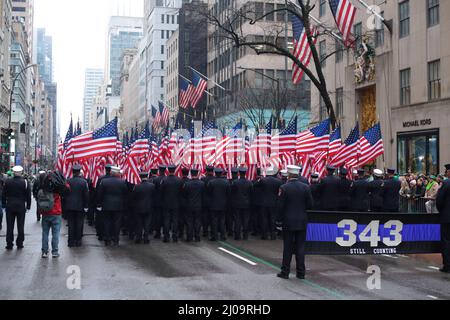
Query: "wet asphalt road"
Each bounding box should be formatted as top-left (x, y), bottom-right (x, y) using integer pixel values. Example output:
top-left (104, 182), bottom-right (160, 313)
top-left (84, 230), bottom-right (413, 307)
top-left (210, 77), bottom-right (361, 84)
top-left (0, 201), bottom-right (449, 300)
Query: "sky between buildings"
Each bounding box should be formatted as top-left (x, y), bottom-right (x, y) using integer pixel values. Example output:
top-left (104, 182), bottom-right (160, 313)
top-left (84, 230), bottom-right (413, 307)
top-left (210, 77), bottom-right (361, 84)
top-left (34, 0), bottom-right (144, 138)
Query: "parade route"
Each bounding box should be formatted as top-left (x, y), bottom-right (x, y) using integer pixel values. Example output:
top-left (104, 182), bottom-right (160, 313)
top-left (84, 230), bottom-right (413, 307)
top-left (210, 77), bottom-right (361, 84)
top-left (1, 201), bottom-right (449, 300)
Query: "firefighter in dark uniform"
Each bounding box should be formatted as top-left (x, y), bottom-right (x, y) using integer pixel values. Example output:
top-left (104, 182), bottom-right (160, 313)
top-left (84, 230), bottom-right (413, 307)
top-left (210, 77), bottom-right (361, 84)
top-left (152, 165), bottom-right (166, 239)
top-left (317, 166), bottom-right (340, 211)
top-left (149, 168), bottom-right (158, 183)
top-left (309, 173), bottom-right (321, 210)
top-left (65, 165), bottom-right (89, 247)
top-left (337, 168), bottom-right (352, 211)
top-left (95, 164), bottom-right (112, 241)
top-left (280, 170), bottom-right (288, 185)
top-left (299, 167), bottom-right (310, 185)
top-left (207, 168), bottom-right (230, 241)
top-left (201, 166), bottom-right (215, 238)
top-left (351, 169), bottom-right (371, 212)
top-left (370, 169), bottom-right (385, 212)
top-left (178, 167), bottom-right (190, 240)
top-left (132, 172), bottom-right (155, 244)
top-left (251, 168), bottom-right (263, 236)
top-left (382, 168), bottom-right (401, 212)
top-left (227, 168), bottom-right (239, 237)
top-left (2, 166), bottom-right (32, 250)
top-left (258, 167), bottom-right (283, 240)
top-left (96, 166), bottom-right (128, 246)
top-left (276, 165), bottom-right (313, 280)
top-left (436, 164), bottom-right (450, 273)
top-left (231, 168), bottom-right (253, 240)
top-left (160, 165), bottom-right (183, 243)
top-left (183, 169), bottom-right (205, 242)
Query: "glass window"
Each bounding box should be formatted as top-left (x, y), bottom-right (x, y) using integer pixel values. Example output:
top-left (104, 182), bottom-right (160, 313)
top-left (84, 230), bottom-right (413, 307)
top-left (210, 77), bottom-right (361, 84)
top-left (336, 87), bottom-right (343, 118)
top-left (428, 60), bottom-right (441, 100)
top-left (161, 45), bottom-right (164, 54)
top-left (335, 39), bottom-right (343, 62)
top-left (375, 12), bottom-right (385, 47)
top-left (319, 40), bottom-right (327, 67)
top-left (161, 30), bottom-right (164, 38)
top-left (399, 1), bottom-right (410, 38)
top-left (276, 4), bottom-right (285, 22)
top-left (398, 131), bottom-right (439, 175)
top-left (319, 0), bottom-right (326, 17)
top-left (255, 2), bottom-right (264, 18)
top-left (254, 69), bottom-right (264, 88)
top-left (400, 68), bottom-right (410, 105)
top-left (427, 0), bottom-right (439, 27)
top-left (354, 22), bottom-right (362, 49)
top-left (265, 3), bottom-right (274, 21)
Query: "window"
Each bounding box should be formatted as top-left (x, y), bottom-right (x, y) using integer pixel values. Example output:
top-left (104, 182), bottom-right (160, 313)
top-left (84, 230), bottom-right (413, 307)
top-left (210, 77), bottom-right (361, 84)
top-left (161, 61), bottom-right (164, 70)
top-left (161, 77), bottom-right (164, 88)
top-left (319, 40), bottom-right (327, 67)
top-left (336, 88), bottom-right (343, 118)
top-left (161, 45), bottom-right (164, 54)
top-left (335, 40), bottom-right (343, 63)
top-left (254, 69), bottom-right (264, 88)
top-left (375, 12), bottom-right (385, 47)
top-left (398, 130), bottom-right (439, 175)
top-left (172, 15), bottom-right (175, 24)
top-left (276, 4), bottom-right (285, 21)
top-left (161, 14), bottom-right (164, 23)
top-left (400, 68), bottom-right (411, 106)
top-left (353, 22), bottom-right (362, 49)
top-left (166, 15), bottom-right (170, 24)
top-left (161, 30), bottom-right (165, 39)
top-left (255, 2), bottom-right (264, 19)
top-left (319, 0), bottom-right (326, 17)
top-left (166, 30), bottom-right (170, 38)
top-left (399, 1), bottom-right (410, 38)
top-left (428, 60), bottom-right (441, 100)
top-left (265, 3), bottom-right (274, 21)
top-left (427, 0), bottom-right (439, 27)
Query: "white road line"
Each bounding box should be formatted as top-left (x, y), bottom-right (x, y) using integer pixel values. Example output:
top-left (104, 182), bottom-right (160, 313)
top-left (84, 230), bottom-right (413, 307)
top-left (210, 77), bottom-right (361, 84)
top-left (428, 266), bottom-right (440, 270)
top-left (382, 254), bottom-right (398, 259)
top-left (218, 247), bottom-right (257, 266)
top-left (427, 295), bottom-right (438, 300)
top-left (396, 254), bottom-right (409, 258)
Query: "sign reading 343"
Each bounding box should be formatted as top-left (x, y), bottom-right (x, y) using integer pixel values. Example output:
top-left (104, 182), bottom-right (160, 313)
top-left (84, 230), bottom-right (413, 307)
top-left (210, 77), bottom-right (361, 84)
top-left (336, 220), bottom-right (404, 247)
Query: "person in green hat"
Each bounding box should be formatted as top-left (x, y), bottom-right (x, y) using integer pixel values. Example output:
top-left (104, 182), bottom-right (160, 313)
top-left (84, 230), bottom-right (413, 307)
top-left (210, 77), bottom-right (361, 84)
top-left (425, 175), bottom-right (440, 213)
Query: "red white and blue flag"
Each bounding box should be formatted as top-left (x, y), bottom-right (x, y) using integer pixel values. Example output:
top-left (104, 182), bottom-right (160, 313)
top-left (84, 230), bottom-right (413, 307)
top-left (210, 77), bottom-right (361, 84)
top-left (328, 0), bottom-right (357, 46)
top-left (291, 15), bottom-right (318, 84)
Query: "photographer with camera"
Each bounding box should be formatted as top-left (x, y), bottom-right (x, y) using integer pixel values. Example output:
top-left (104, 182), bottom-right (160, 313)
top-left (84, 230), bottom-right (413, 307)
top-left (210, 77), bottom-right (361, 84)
top-left (36, 171), bottom-right (69, 258)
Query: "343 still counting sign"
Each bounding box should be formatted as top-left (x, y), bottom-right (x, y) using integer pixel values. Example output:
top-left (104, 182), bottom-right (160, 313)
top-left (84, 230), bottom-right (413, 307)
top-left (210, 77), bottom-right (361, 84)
top-left (305, 212), bottom-right (442, 255)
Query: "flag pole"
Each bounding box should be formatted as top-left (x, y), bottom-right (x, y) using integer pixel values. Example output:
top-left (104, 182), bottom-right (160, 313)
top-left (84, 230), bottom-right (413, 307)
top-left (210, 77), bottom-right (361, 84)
top-left (188, 66), bottom-right (228, 92)
top-left (179, 73), bottom-right (214, 97)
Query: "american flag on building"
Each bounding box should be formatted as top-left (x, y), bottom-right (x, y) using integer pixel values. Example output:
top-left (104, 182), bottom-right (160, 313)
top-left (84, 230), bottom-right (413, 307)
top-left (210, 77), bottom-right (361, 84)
top-left (328, 0), bottom-right (357, 46)
top-left (291, 15), bottom-right (318, 84)
top-left (296, 118), bottom-right (330, 155)
top-left (272, 116), bottom-right (298, 155)
top-left (190, 72), bottom-right (208, 109)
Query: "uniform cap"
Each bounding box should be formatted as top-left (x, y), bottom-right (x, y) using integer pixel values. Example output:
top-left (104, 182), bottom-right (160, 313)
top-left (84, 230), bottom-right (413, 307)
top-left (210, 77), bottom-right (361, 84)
top-left (373, 169), bottom-right (383, 177)
top-left (265, 166), bottom-right (278, 176)
top-left (151, 169), bottom-right (158, 174)
top-left (326, 165), bottom-right (336, 172)
top-left (231, 167), bottom-right (239, 174)
top-left (214, 168), bottom-right (224, 174)
top-left (139, 172), bottom-right (149, 178)
top-left (445, 164), bottom-right (450, 171)
top-left (181, 167), bottom-right (190, 175)
top-left (167, 165), bottom-right (177, 173)
top-left (340, 168), bottom-right (348, 175)
top-left (238, 167), bottom-right (247, 174)
top-left (110, 166), bottom-right (121, 174)
top-left (387, 168), bottom-right (396, 174)
top-left (281, 169), bottom-right (288, 177)
top-left (190, 169), bottom-right (199, 176)
top-left (158, 165), bottom-right (167, 172)
top-left (12, 166), bottom-right (24, 173)
top-left (72, 164), bottom-right (82, 171)
top-left (206, 166), bottom-right (215, 172)
top-left (357, 169), bottom-right (365, 175)
top-left (39, 170), bottom-right (46, 175)
top-left (311, 172), bottom-right (319, 179)
top-left (287, 165), bottom-right (301, 175)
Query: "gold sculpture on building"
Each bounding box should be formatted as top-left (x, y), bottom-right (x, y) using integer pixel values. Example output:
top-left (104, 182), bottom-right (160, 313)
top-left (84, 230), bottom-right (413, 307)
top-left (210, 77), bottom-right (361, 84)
top-left (354, 36), bottom-right (376, 84)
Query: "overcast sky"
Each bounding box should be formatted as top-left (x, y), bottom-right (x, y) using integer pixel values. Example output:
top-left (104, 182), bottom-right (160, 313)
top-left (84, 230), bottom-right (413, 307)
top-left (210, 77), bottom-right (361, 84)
top-left (34, 0), bottom-right (144, 138)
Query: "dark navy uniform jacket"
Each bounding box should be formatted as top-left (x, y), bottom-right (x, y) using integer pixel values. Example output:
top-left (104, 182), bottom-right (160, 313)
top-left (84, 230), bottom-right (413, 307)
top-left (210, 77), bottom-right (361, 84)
top-left (382, 178), bottom-right (401, 211)
top-left (370, 179), bottom-right (384, 211)
top-left (257, 176), bottom-right (283, 208)
top-left (207, 177), bottom-right (230, 211)
top-left (201, 175), bottom-right (215, 209)
top-left (317, 175), bottom-right (340, 210)
top-left (132, 180), bottom-right (155, 214)
top-left (65, 176), bottom-right (89, 212)
top-left (337, 178), bottom-right (352, 211)
top-left (160, 175), bottom-right (184, 210)
top-left (277, 179), bottom-right (313, 231)
top-left (350, 179), bottom-right (371, 212)
top-left (183, 179), bottom-right (205, 210)
top-left (436, 180), bottom-right (450, 223)
top-left (96, 176), bottom-right (129, 212)
top-left (2, 176), bottom-right (31, 212)
top-left (231, 178), bottom-right (253, 209)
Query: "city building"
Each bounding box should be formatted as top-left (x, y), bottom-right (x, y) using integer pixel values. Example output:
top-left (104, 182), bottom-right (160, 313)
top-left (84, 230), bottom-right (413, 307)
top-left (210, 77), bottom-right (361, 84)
top-left (143, 0), bottom-right (182, 124)
top-left (11, 0), bottom-right (33, 60)
top-left (165, 0), bottom-right (208, 128)
top-left (206, 0), bottom-right (311, 132)
top-left (120, 48), bottom-right (142, 132)
top-left (83, 68), bottom-right (104, 132)
top-left (0, 0), bottom-right (12, 171)
top-left (309, 0), bottom-right (449, 175)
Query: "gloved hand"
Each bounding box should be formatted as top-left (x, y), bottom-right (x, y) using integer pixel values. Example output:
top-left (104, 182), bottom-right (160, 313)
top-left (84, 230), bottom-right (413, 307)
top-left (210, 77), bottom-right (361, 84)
top-left (97, 207), bottom-right (102, 212)
top-left (84, 208), bottom-right (89, 213)
top-left (275, 221), bottom-right (283, 232)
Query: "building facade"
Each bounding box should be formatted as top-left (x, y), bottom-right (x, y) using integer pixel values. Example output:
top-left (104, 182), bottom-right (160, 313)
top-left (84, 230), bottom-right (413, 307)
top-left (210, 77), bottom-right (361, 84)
top-left (120, 48), bottom-right (142, 132)
top-left (309, 0), bottom-right (449, 175)
top-left (83, 68), bottom-right (104, 132)
top-left (206, 0), bottom-right (311, 132)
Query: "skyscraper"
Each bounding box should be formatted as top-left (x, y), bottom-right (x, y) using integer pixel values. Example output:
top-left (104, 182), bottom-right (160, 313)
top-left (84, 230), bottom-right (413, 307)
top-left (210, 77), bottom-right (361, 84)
top-left (36, 28), bottom-right (52, 84)
top-left (83, 68), bottom-right (104, 132)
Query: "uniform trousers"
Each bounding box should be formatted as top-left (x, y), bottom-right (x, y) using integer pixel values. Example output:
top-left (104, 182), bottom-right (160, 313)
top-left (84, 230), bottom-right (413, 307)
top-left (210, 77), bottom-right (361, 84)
top-left (134, 211), bottom-right (152, 241)
top-left (233, 208), bottom-right (250, 239)
top-left (442, 223), bottom-right (450, 269)
top-left (210, 210), bottom-right (226, 241)
top-left (281, 230), bottom-right (307, 276)
top-left (103, 211), bottom-right (122, 243)
top-left (152, 207), bottom-right (163, 236)
top-left (95, 209), bottom-right (104, 239)
top-left (185, 208), bottom-right (202, 241)
top-left (6, 210), bottom-right (26, 247)
top-left (67, 210), bottom-right (84, 246)
top-left (261, 207), bottom-right (278, 239)
top-left (201, 208), bottom-right (210, 237)
top-left (163, 208), bottom-right (179, 241)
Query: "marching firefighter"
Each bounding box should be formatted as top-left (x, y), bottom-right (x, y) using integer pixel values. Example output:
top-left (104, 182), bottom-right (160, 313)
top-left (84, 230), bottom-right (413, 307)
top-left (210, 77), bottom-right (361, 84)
top-left (183, 168), bottom-right (205, 242)
top-left (160, 165), bottom-right (183, 243)
top-left (207, 168), bottom-right (230, 241)
top-left (258, 166), bottom-right (283, 240)
top-left (231, 167), bottom-right (253, 240)
top-left (132, 172), bottom-right (155, 244)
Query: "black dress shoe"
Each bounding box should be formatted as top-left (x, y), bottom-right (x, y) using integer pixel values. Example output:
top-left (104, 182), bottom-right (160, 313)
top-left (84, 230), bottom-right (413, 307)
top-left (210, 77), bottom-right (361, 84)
top-left (5, 246), bottom-right (13, 251)
top-left (277, 273), bottom-right (289, 279)
top-left (439, 268), bottom-right (450, 273)
top-left (17, 245), bottom-right (24, 250)
top-left (296, 274), bottom-right (305, 280)
top-left (135, 239), bottom-right (142, 244)
top-left (163, 238), bottom-right (170, 243)
top-left (209, 238), bottom-right (217, 242)
top-left (195, 238), bottom-right (201, 242)
top-left (104, 241), bottom-right (111, 246)
top-left (143, 240), bottom-right (150, 245)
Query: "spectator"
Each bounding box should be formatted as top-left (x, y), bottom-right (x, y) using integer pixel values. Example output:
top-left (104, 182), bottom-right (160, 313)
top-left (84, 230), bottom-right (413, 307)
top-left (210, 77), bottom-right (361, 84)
top-left (37, 171), bottom-right (69, 258)
top-left (425, 175), bottom-right (440, 214)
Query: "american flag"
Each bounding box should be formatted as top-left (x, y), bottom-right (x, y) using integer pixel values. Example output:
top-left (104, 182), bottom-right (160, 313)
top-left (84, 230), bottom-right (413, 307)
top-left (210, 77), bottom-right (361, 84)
top-left (190, 72), bottom-right (208, 109)
top-left (272, 116), bottom-right (298, 154)
top-left (179, 77), bottom-right (194, 109)
top-left (225, 123), bottom-right (244, 165)
top-left (151, 105), bottom-right (160, 130)
top-left (330, 123), bottom-right (359, 167)
top-left (328, 0), bottom-right (357, 46)
top-left (296, 118), bottom-right (330, 154)
top-left (249, 117), bottom-right (272, 166)
top-left (291, 15), bottom-right (318, 84)
top-left (358, 123), bottom-right (384, 166)
top-left (129, 123), bottom-right (150, 158)
top-left (329, 126), bottom-right (342, 156)
top-left (158, 102), bottom-right (170, 127)
top-left (68, 118), bottom-right (118, 161)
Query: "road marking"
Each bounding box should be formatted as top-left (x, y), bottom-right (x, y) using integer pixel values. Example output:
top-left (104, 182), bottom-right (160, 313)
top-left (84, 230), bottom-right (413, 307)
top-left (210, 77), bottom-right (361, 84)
top-left (427, 295), bottom-right (438, 300)
top-left (218, 241), bottom-right (346, 300)
top-left (218, 247), bottom-right (257, 266)
top-left (428, 266), bottom-right (440, 271)
top-left (396, 254), bottom-right (409, 258)
top-left (382, 254), bottom-right (398, 259)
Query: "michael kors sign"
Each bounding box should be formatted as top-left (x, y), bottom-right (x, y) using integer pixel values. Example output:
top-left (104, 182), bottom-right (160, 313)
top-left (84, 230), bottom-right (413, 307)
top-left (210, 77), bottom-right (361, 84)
top-left (403, 119), bottom-right (432, 128)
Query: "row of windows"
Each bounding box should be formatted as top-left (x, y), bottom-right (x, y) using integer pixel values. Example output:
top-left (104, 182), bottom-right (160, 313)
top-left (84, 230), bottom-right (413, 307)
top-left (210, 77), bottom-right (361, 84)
top-left (161, 14), bottom-right (178, 25)
top-left (400, 60), bottom-right (441, 106)
top-left (398, 0), bottom-right (439, 38)
top-left (161, 29), bottom-right (175, 40)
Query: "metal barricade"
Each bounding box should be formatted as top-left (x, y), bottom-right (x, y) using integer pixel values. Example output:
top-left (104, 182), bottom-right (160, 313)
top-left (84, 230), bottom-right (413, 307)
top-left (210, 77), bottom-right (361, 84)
top-left (400, 196), bottom-right (427, 213)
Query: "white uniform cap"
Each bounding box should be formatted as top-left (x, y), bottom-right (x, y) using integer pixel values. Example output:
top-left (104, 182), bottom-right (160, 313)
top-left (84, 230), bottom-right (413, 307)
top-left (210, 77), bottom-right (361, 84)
top-left (110, 166), bottom-right (121, 174)
top-left (353, 170), bottom-right (358, 175)
top-left (265, 166), bottom-right (278, 176)
top-left (39, 170), bottom-right (46, 175)
top-left (373, 169), bottom-right (383, 177)
top-left (287, 165), bottom-right (301, 175)
top-left (281, 170), bottom-right (288, 177)
top-left (12, 166), bottom-right (24, 173)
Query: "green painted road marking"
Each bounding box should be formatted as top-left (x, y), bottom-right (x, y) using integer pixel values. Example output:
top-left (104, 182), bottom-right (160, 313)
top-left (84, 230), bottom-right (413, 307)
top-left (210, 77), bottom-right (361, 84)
top-left (218, 241), bottom-right (346, 300)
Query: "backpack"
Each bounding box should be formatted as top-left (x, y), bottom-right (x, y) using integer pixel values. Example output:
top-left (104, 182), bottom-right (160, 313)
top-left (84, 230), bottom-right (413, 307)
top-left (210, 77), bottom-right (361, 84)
top-left (37, 189), bottom-right (54, 211)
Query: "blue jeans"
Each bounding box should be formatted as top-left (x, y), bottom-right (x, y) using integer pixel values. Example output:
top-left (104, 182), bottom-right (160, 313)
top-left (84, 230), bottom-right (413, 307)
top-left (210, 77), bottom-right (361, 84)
top-left (42, 215), bottom-right (62, 254)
